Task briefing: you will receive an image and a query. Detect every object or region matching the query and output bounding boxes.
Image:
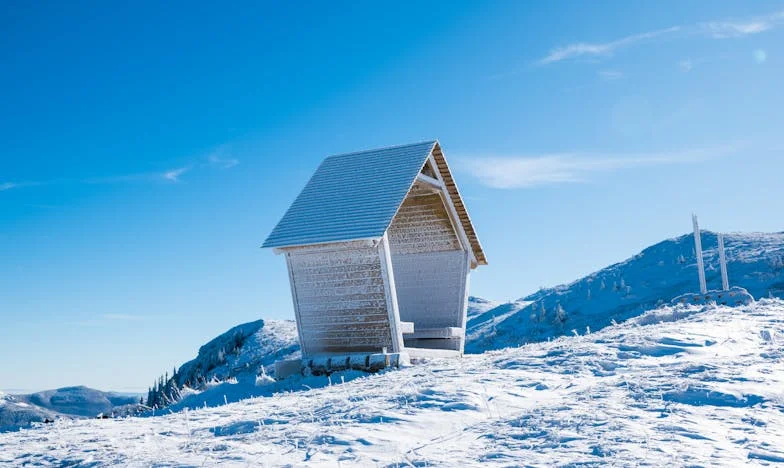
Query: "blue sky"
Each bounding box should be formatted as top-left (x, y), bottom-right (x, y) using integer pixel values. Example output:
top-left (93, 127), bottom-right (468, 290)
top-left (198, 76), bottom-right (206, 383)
top-left (2, 1), bottom-right (783, 392)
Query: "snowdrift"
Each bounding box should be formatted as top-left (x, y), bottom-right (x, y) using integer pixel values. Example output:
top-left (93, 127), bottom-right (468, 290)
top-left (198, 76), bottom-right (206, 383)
top-left (466, 231), bottom-right (784, 352)
top-left (2, 300), bottom-right (783, 465)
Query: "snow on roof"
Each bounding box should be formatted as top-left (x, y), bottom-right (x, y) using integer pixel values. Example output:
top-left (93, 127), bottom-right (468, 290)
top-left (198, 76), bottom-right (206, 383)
top-left (262, 140), bottom-right (486, 264)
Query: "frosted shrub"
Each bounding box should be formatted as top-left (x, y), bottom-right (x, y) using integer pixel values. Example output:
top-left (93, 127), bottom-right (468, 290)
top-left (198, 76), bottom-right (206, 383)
top-left (555, 304), bottom-right (567, 324)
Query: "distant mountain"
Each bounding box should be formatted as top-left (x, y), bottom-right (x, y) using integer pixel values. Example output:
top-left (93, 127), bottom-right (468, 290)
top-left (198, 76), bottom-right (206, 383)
top-left (0, 387), bottom-right (141, 432)
top-left (466, 231), bottom-right (784, 352)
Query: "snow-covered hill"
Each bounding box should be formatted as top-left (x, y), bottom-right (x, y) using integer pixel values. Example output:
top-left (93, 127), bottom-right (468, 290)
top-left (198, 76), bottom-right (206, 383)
top-left (2, 299), bottom-right (782, 466)
top-left (466, 231), bottom-right (784, 352)
top-left (145, 319), bottom-right (300, 408)
top-left (146, 303), bottom-right (495, 410)
top-left (0, 387), bottom-right (141, 433)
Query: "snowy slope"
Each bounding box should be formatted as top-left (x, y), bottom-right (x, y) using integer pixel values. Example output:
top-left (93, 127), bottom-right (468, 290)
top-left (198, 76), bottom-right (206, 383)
top-left (148, 304), bottom-right (497, 409)
top-left (175, 319), bottom-right (300, 385)
top-left (2, 300), bottom-right (782, 466)
top-left (145, 319), bottom-right (300, 408)
top-left (467, 231), bottom-right (784, 352)
top-left (0, 387), bottom-right (140, 433)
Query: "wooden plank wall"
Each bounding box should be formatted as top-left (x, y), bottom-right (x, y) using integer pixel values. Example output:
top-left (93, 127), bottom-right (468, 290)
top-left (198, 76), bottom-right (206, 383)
top-left (286, 242), bottom-right (394, 356)
top-left (430, 143), bottom-right (487, 265)
top-left (387, 193), bottom-right (468, 331)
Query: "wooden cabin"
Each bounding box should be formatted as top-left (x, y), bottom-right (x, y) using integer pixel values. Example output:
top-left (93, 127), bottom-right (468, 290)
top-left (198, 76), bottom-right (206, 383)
top-left (263, 141), bottom-right (486, 368)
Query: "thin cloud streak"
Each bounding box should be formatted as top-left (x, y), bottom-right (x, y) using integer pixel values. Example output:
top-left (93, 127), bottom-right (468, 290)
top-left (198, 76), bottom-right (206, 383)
top-left (699, 10), bottom-right (784, 38)
top-left (207, 149), bottom-right (239, 169)
top-left (0, 181), bottom-right (42, 192)
top-left (538, 27), bottom-right (680, 65)
top-left (461, 145), bottom-right (741, 189)
top-left (539, 9), bottom-right (784, 65)
top-left (162, 167), bottom-right (190, 182)
top-left (3, 144), bottom-right (240, 194)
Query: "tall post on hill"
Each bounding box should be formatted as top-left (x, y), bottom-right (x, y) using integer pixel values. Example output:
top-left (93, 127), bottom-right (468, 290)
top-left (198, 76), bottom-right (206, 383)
top-left (718, 233), bottom-right (729, 291)
top-left (692, 214), bottom-right (708, 294)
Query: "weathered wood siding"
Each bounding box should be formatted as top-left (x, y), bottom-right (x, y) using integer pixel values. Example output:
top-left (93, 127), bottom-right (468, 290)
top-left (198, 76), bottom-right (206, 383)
top-left (430, 143), bottom-right (487, 265)
top-left (387, 194), bottom-right (461, 254)
top-left (285, 241), bottom-right (395, 356)
top-left (388, 193), bottom-right (469, 331)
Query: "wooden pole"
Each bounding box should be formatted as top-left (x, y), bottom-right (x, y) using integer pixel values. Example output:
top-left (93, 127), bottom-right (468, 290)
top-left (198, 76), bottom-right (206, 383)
top-left (718, 233), bottom-right (729, 291)
top-left (692, 214), bottom-right (708, 294)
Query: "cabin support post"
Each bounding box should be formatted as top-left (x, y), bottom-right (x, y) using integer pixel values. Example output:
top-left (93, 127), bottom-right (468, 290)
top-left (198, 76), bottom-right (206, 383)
top-left (379, 232), bottom-right (405, 353)
top-left (456, 249), bottom-right (471, 354)
top-left (284, 252), bottom-right (309, 357)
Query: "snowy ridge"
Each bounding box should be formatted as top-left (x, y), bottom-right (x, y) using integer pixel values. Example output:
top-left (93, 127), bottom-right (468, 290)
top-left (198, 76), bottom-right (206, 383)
top-left (466, 231), bottom-right (784, 352)
top-left (176, 319), bottom-right (300, 384)
top-left (145, 319), bottom-right (300, 409)
top-left (0, 387), bottom-right (140, 433)
top-left (1, 300), bottom-right (782, 465)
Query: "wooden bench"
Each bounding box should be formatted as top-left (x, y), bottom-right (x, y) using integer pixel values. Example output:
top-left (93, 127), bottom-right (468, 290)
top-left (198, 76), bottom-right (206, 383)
top-left (402, 326), bottom-right (461, 339)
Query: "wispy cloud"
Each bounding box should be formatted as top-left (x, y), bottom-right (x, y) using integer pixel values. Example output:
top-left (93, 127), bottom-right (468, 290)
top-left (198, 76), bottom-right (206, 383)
top-left (753, 49), bottom-right (768, 64)
top-left (3, 142), bottom-right (241, 195)
top-left (162, 166), bottom-right (190, 182)
top-left (207, 147), bottom-right (239, 169)
top-left (0, 181), bottom-right (42, 192)
top-left (699, 11), bottom-right (784, 38)
top-left (538, 27), bottom-right (680, 65)
top-left (460, 145), bottom-right (740, 189)
top-left (538, 9), bottom-right (784, 65)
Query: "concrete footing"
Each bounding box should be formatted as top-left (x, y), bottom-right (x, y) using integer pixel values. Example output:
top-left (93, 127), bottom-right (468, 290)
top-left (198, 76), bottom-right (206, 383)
top-left (274, 352), bottom-right (410, 380)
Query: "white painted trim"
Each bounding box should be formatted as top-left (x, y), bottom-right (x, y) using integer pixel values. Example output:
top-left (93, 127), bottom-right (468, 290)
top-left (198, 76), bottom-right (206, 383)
top-left (407, 347), bottom-right (461, 360)
top-left (403, 327), bottom-right (462, 339)
top-left (267, 237), bottom-right (381, 252)
top-left (456, 250), bottom-right (471, 355)
top-left (378, 232), bottom-right (405, 353)
top-left (285, 252), bottom-right (309, 357)
top-left (415, 173), bottom-right (445, 190)
top-left (429, 154), bottom-right (478, 267)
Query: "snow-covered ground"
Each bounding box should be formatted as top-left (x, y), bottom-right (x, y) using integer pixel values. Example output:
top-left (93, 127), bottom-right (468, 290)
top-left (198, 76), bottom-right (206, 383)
top-left (2, 299), bottom-right (782, 466)
top-left (466, 231), bottom-right (784, 353)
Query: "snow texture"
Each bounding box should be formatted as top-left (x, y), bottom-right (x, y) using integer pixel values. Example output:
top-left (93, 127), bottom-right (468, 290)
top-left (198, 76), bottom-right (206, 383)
top-left (0, 387), bottom-right (140, 433)
top-left (175, 319), bottom-right (300, 385)
top-left (466, 231), bottom-right (784, 352)
top-left (1, 300), bottom-right (782, 466)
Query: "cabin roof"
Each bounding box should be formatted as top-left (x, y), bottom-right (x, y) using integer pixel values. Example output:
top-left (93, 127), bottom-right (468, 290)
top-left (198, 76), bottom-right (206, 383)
top-left (262, 140), bottom-right (486, 265)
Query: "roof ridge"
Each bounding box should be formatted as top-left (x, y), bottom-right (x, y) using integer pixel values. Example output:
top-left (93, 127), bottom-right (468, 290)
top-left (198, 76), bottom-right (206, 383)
top-left (324, 140), bottom-right (436, 160)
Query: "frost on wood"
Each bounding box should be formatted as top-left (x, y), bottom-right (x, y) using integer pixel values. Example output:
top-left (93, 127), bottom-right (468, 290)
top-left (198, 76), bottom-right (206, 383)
top-left (266, 141), bottom-right (485, 358)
